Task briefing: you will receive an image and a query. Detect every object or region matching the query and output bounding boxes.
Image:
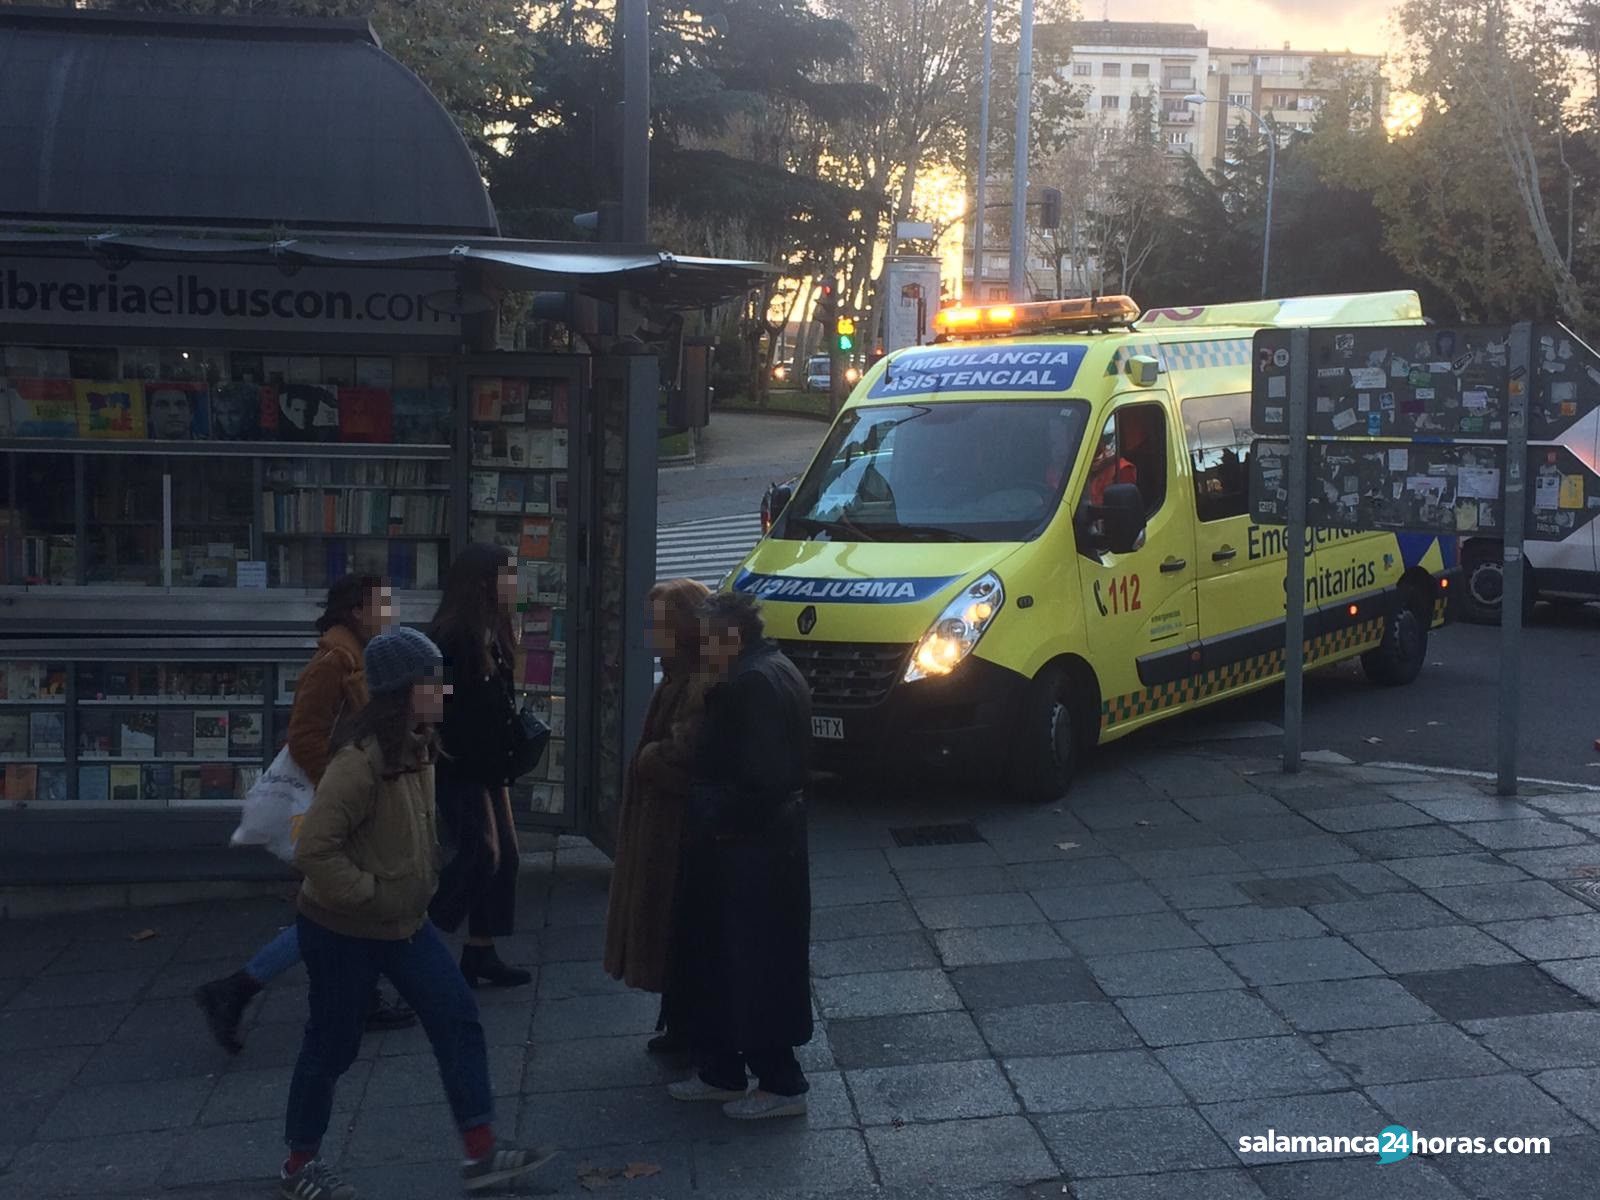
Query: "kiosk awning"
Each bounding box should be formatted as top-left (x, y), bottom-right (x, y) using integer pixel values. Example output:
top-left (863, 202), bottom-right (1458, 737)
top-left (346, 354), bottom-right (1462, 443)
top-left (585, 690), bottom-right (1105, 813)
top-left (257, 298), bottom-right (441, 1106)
top-left (0, 231), bottom-right (776, 309)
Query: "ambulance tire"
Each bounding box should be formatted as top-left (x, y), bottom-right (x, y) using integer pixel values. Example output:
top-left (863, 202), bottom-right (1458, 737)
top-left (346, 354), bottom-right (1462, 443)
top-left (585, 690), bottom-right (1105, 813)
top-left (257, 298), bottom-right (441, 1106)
top-left (1008, 664), bottom-right (1081, 803)
top-left (1458, 544), bottom-right (1537, 625)
top-left (1361, 596), bottom-right (1428, 687)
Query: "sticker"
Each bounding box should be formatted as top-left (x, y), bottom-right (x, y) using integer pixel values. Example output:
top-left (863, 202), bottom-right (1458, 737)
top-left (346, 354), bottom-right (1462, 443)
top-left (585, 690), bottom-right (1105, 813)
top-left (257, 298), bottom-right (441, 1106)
top-left (1334, 334), bottom-right (1356, 356)
top-left (1560, 475), bottom-right (1585, 509)
top-left (1462, 389), bottom-right (1489, 411)
top-left (1318, 367), bottom-right (1347, 379)
top-left (1453, 353), bottom-right (1475, 374)
top-left (731, 571), bottom-right (958, 603)
top-left (1380, 392), bottom-right (1396, 410)
top-left (1357, 393), bottom-right (1371, 412)
top-left (1436, 331), bottom-right (1457, 357)
top-left (1390, 358), bottom-right (1410, 378)
top-left (1365, 412), bottom-right (1381, 435)
top-left (1267, 376), bottom-right (1287, 399)
top-left (1534, 471), bottom-right (1561, 510)
top-left (1551, 381), bottom-right (1577, 403)
top-left (1430, 362), bottom-right (1453, 374)
top-left (1455, 502), bottom-right (1479, 532)
top-left (1316, 396), bottom-right (1334, 414)
top-left (1388, 448), bottom-right (1409, 470)
top-left (1263, 405), bottom-right (1284, 423)
top-left (1478, 502), bottom-right (1497, 528)
top-left (868, 344), bottom-right (1086, 398)
top-left (1273, 348), bottom-right (1290, 368)
top-left (1331, 408), bottom-right (1359, 431)
top-left (1350, 367), bottom-right (1387, 390)
top-left (1457, 466), bottom-right (1500, 499)
top-left (1562, 401), bottom-right (1578, 417)
top-left (1415, 388), bottom-right (1436, 401)
top-left (1408, 368), bottom-right (1432, 387)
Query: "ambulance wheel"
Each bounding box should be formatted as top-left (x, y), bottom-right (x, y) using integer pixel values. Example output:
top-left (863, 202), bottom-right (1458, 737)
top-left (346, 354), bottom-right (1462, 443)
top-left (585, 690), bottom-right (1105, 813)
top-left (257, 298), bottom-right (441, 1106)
top-left (1459, 544), bottom-right (1537, 625)
top-left (1361, 596), bottom-right (1427, 687)
top-left (1008, 664), bottom-right (1082, 803)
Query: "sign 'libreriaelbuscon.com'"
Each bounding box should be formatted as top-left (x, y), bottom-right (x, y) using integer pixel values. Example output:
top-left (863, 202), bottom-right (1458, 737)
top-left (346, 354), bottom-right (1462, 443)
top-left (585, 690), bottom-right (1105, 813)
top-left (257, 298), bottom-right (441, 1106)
top-left (868, 343), bottom-right (1087, 398)
top-left (0, 258), bottom-right (461, 339)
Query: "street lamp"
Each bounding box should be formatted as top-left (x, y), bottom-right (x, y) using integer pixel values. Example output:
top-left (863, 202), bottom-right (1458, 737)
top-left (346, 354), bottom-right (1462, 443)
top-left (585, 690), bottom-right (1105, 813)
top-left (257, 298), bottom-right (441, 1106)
top-left (1185, 92), bottom-right (1276, 299)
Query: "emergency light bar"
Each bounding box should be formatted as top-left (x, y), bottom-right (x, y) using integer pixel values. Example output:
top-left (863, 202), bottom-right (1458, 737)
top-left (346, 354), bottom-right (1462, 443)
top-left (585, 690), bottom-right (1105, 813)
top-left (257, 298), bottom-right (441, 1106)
top-left (935, 295), bottom-right (1141, 339)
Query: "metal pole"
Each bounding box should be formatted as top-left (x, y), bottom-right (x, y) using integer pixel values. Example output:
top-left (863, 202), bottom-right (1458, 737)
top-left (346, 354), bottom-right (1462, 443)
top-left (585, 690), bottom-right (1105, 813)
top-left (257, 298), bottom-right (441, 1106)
top-left (1498, 322), bottom-right (1532, 795)
top-left (971, 0), bottom-right (994, 302)
top-left (620, 0), bottom-right (649, 242)
top-left (1250, 108), bottom-right (1275, 298)
top-left (1008, 0), bottom-right (1035, 300)
top-left (1282, 327), bottom-right (1310, 772)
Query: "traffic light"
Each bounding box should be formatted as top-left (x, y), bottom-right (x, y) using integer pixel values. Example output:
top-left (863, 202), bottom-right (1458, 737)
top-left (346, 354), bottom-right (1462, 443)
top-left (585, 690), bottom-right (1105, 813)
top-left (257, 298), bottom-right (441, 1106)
top-left (835, 315), bottom-right (856, 353)
top-left (1039, 187), bottom-right (1062, 230)
top-left (815, 279), bottom-right (836, 329)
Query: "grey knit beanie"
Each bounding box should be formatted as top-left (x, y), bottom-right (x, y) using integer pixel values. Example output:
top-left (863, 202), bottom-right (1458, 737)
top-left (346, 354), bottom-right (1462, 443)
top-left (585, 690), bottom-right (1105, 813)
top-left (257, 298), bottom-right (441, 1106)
top-left (363, 626), bottom-right (443, 695)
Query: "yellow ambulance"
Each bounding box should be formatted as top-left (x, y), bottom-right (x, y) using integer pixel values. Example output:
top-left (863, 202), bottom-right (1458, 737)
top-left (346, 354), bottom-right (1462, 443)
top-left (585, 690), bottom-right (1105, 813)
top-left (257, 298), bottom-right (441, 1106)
top-left (735, 291), bottom-right (1455, 800)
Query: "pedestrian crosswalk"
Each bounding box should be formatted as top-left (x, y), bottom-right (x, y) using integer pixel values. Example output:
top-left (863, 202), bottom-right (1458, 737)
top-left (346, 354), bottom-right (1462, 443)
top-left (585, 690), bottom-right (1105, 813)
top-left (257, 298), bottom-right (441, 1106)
top-left (654, 513), bottom-right (763, 588)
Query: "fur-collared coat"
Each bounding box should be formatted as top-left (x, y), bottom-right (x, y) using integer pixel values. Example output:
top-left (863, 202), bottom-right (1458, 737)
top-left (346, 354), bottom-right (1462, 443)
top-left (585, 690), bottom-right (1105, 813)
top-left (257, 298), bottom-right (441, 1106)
top-left (602, 669), bottom-right (706, 991)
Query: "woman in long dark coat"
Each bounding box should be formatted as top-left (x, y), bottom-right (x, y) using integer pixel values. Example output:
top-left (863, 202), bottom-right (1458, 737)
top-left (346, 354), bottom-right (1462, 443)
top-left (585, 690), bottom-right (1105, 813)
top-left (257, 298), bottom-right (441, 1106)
top-left (667, 591), bottom-right (813, 1120)
top-left (602, 578), bottom-right (710, 1052)
top-left (427, 543), bottom-right (532, 987)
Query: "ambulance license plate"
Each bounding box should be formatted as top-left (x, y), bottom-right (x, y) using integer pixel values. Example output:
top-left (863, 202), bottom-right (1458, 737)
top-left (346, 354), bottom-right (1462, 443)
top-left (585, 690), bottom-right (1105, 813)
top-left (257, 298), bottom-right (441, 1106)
top-left (812, 716), bottom-right (845, 741)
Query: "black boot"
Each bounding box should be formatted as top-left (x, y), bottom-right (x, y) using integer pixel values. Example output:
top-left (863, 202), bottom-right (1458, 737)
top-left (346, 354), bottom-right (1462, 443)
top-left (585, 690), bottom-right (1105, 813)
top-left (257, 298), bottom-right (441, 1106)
top-left (460, 943), bottom-right (532, 989)
top-left (193, 970), bottom-right (261, 1054)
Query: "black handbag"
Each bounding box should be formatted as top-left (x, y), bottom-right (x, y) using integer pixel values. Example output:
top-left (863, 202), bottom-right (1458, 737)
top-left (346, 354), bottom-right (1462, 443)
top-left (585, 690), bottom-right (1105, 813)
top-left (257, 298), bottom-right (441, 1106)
top-left (506, 705), bottom-right (550, 781)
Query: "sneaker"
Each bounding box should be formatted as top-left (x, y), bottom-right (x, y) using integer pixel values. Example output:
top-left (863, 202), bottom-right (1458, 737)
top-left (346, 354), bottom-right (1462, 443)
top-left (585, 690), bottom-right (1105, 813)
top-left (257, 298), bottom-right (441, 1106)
top-left (364, 990), bottom-right (417, 1032)
top-left (280, 1159), bottom-right (357, 1200)
top-left (667, 1076), bottom-right (747, 1103)
top-left (723, 1090), bottom-right (808, 1120)
top-left (461, 1145), bottom-right (557, 1193)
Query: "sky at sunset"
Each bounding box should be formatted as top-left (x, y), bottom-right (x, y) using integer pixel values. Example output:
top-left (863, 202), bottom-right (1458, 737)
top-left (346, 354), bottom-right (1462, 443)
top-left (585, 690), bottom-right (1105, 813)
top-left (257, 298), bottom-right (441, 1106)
top-left (1102, 0), bottom-right (1397, 57)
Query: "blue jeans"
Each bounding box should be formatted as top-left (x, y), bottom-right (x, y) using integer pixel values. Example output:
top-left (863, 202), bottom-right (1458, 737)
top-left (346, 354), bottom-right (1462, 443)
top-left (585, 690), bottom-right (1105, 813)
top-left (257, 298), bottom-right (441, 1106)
top-left (245, 924), bottom-right (301, 985)
top-left (285, 916), bottom-right (494, 1151)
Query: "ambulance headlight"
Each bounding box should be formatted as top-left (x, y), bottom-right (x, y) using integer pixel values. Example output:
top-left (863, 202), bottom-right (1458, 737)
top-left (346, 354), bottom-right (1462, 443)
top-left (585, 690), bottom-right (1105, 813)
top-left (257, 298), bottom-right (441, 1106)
top-left (904, 573), bottom-right (1004, 683)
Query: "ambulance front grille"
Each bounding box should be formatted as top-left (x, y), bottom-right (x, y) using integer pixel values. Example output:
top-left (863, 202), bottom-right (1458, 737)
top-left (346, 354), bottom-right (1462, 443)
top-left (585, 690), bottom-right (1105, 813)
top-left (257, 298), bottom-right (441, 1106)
top-left (778, 641), bottom-right (911, 709)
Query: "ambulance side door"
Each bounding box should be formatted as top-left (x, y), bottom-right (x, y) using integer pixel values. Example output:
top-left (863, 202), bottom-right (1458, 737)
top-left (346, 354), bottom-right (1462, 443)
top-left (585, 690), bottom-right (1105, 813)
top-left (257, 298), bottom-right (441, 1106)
top-left (1075, 397), bottom-right (1199, 720)
top-left (1183, 392), bottom-right (1292, 687)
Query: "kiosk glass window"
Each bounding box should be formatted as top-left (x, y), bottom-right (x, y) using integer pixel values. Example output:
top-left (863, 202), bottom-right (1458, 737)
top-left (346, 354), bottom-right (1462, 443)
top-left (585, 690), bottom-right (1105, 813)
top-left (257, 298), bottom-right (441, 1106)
top-left (3, 343), bottom-right (457, 591)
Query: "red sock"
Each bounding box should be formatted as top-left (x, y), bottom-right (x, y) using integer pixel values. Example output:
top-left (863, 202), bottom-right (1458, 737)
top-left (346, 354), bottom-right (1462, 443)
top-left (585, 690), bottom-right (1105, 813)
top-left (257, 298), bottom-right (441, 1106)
top-left (463, 1124), bottom-right (495, 1162)
top-left (283, 1149), bottom-right (316, 1176)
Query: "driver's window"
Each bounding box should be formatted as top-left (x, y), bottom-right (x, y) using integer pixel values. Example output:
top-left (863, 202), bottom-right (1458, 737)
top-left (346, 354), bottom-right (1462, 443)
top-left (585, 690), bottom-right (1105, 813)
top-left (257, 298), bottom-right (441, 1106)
top-left (1087, 404), bottom-right (1168, 516)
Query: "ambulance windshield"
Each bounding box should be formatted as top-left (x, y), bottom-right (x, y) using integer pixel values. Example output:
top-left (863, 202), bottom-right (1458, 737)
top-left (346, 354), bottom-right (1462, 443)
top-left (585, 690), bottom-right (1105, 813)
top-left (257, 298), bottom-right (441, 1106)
top-left (778, 400), bottom-right (1090, 543)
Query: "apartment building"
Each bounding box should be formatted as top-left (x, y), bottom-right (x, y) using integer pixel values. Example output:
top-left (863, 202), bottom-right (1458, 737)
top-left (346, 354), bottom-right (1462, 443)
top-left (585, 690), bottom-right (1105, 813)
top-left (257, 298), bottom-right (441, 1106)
top-left (962, 23), bottom-right (1385, 298)
top-left (1199, 45), bottom-right (1386, 165)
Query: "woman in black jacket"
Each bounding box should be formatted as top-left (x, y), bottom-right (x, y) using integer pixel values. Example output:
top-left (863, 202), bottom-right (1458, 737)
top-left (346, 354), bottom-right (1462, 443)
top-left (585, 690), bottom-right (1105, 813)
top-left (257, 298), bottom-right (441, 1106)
top-left (427, 543), bottom-right (531, 987)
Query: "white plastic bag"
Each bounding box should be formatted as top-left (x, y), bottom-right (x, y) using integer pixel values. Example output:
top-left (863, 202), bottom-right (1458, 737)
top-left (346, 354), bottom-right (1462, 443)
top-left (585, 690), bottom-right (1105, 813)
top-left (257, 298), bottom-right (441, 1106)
top-left (230, 746), bottom-right (314, 863)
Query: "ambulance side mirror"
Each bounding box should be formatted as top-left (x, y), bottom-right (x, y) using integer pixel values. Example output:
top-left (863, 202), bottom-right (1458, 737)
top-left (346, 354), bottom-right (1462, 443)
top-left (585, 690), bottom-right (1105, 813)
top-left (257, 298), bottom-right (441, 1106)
top-left (1080, 483), bottom-right (1146, 556)
top-left (761, 481), bottom-right (794, 535)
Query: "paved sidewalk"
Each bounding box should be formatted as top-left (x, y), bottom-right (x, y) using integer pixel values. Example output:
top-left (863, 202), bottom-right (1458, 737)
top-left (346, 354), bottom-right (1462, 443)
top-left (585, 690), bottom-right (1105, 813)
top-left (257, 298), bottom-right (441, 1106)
top-left (6, 749), bottom-right (1600, 1200)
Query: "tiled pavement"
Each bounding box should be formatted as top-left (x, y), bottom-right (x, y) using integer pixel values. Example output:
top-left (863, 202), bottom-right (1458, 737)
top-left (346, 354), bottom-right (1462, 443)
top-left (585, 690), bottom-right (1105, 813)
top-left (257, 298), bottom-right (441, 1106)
top-left (6, 751), bottom-right (1600, 1199)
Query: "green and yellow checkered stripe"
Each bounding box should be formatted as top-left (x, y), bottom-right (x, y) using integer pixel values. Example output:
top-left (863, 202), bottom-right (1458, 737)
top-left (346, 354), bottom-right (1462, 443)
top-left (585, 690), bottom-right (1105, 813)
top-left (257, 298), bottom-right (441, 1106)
top-left (1110, 338), bottom-right (1253, 376)
top-left (1432, 594), bottom-right (1448, 626)
top-left (1100, 617), bottom-right (1386, 730)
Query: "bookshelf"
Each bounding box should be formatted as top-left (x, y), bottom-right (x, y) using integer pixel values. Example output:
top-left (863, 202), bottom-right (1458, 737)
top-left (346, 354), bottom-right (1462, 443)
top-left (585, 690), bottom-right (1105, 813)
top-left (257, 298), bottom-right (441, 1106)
top-left (0, 661), bottom-right (71, 803)
top-left (466, 373), bottom-right (572, 817)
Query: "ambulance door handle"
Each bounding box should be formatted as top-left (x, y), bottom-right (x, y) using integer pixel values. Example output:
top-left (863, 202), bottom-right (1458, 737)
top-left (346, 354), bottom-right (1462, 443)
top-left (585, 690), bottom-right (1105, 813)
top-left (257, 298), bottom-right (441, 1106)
top-left (1160, 557), bottom-right (1188, 574)
top-left (1212, 546), bottom-right (1238, 562)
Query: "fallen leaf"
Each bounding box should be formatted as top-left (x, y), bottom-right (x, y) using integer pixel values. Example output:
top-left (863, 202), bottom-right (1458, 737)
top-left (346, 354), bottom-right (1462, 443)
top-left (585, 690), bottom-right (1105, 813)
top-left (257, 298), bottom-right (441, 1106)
top-left (1364, 736), bottom-right (1383, 745)
top-left (623, 1163), bottom-right (661, 1181)
top-left (129, 929), bottom-right (158, 942)
top-left (1054, 841), bottom-right (1079, 852)
top-left (578, 1166), bottom-right (621, 1192)
top-left (1427, 721), bottom-right (1442, 727)
top-left (1135, 819), bottom-right (1152, 827)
